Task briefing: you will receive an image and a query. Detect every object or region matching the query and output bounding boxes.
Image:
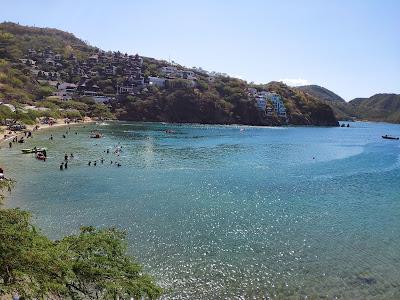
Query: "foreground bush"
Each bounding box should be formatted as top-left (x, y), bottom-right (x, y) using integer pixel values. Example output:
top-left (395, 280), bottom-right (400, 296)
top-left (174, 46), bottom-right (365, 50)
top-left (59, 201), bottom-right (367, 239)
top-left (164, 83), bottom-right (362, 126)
top-left (0, 181), bottom-right (162, 299)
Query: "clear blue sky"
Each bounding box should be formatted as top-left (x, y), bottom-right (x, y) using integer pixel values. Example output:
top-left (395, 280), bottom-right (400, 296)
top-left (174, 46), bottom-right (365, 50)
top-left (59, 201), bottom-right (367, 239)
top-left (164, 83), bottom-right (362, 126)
top-left (1, 0), bottom-right (399, 100)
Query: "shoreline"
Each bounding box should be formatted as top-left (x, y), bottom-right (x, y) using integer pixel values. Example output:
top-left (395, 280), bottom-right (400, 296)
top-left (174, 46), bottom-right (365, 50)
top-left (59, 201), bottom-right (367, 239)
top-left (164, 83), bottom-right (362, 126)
top-left (0, 117), bottom-right (93, 147)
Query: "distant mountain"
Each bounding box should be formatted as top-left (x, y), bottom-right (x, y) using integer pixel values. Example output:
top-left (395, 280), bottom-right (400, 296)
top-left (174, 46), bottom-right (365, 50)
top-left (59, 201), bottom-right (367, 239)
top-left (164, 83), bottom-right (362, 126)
top-left (297, 85), bottom-right (345, 103)
top-left (297, 85), bottom-right (400, 123)
top-left (348, 94), bottom-right (400, 123)
top-left (296, 85), bottom-right (353, 120)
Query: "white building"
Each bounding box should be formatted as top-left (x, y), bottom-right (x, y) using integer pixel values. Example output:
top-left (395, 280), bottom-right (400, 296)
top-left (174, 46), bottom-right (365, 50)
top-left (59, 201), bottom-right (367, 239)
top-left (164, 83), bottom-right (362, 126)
top-left (254, 91), bottom-right (287, 118)
top-left (58, 83), bottom-right (77, 94)
top-left (256, 95), bottom-right (267, 110)
top-left (160, 66), bottom-right (178, 76)
top-left (149, 76), bottom-right (167, 88)
top-left (181, 70), bottom-right (196, 80)
top-left (266, 92), bottom-right (286, 117)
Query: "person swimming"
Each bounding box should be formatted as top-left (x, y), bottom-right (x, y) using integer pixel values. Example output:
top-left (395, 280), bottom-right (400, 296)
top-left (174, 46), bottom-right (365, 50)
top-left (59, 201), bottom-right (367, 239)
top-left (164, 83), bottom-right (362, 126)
top-left (60, 162), bottom-right (64, 170)
top-left (88, 161), bottom-right (91, 166)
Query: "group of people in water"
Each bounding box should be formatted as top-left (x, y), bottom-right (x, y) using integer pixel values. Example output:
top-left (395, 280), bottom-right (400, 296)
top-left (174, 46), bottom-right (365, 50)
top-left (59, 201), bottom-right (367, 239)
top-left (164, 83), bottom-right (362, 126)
top-left (4, 123), bottom-right (124, 172)
top-left (59, 153), bottom-right (73, 170)
top-left (87, 145), bottom-right (123, 168)
top-left (56, 127), bottom-right (123, 170)
top-left (6, 130), bottom-right (34, 148)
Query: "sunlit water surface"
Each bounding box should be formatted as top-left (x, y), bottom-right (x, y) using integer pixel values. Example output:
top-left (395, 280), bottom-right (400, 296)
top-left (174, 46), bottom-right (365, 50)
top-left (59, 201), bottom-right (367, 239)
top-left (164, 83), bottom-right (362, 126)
top-left (2, 121), bottom-right (400, 299)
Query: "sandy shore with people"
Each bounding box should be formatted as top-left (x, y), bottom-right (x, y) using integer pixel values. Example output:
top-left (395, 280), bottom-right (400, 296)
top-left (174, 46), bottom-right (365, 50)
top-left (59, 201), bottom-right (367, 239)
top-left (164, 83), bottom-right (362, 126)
top-left (0, 117), bottom-right (93, 147)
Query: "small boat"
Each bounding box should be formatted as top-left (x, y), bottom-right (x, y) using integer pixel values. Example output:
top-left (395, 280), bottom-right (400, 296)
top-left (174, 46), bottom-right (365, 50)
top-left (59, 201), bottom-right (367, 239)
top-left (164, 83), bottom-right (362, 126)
top-left (21, 147), bottom-right (47, 154)
top-left (36, 152), bottom-right (46, 160)
top-left (382, 135), bottom-right (399, 140)
top-left (90, 132), bottom-right (102, 138)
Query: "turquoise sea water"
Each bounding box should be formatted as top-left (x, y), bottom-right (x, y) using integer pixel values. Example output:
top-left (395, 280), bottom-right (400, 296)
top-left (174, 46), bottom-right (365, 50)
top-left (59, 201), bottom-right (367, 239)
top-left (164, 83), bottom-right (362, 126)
top-left (1, 121), bottom-right (400, 299)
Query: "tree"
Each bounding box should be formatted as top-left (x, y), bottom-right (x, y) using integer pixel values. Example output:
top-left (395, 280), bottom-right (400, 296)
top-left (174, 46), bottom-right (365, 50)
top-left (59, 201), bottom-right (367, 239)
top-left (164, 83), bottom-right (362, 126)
top-left (0, 182), bottom-right (162, 299)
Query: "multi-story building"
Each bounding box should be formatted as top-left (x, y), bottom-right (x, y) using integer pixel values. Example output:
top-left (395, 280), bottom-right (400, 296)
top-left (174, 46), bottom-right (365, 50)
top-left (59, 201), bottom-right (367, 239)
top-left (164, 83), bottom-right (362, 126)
top-left (253, 91), bottom-right (287, 118)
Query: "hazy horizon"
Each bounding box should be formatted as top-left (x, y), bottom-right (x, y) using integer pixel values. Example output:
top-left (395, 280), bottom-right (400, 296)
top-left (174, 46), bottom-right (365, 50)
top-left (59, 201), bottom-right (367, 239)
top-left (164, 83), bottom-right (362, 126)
top-left (1, 0), bottom-right (399, 100)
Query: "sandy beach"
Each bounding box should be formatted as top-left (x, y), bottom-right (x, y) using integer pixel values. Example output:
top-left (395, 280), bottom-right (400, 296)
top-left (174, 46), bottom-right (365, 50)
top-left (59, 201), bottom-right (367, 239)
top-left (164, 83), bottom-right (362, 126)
top-left (0, 117), bottom-right (93, 147)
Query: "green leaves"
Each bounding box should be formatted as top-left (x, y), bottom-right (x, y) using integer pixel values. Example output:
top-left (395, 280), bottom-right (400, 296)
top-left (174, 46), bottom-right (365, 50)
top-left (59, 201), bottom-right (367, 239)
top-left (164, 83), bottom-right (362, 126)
top-left (0, 190), bottom-right (162, 299)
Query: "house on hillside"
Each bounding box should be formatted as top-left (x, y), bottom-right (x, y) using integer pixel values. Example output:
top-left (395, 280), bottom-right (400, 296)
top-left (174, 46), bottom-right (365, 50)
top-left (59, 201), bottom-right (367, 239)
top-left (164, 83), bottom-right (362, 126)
top-left (117, 75), bottom-right (145, 95)
top-left (104, 65), bottom-right (117, 76)
top-left (266, 92), bottom-right (286, 117)
top-left (160, 66), bottom-right (178, 77)
top-left (19, 58), bottom-right (36, 66)
top-left (181, 70), bottom-right (196, 80)
top-left (256, 95), bottom-right (267, 110)
top-left (58, 83), bottom-right (77, 94)
top-left (45, 58), bottom-right (56, 66)
top-left (55, 83), bottom-right (77, 100)
top-left (88, 54), bottom-right (99, 64)
top-left (253, 91), bottom-right (286, 118)
top-left (148, 76), bottom-right (167, 88)
top-left (130, 54), bottom-right (143, 66)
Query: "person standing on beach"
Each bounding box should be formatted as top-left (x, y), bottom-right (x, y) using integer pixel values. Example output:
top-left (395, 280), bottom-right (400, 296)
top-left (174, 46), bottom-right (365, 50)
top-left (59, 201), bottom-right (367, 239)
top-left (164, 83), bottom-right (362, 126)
top-left (9, 142), bottom-right (12, 148)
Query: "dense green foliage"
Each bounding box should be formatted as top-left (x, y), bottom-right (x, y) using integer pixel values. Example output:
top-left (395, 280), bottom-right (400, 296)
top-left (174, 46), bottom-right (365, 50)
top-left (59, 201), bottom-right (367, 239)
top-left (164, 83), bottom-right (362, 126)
top-left (0, 182), bottom-right (162, 299)
top-left (0, 22), bottom-right (93, 61)
top-left (347, 94), bottom-right (400, 123)
top-left (298, 85), bottom-right (400, 123)
top-left (0, 21), bottom-right (340, 126)
top-left (260, 82), bottom-right (339, 126)
top-left (114, 78), bottom-right (276, 125)
top-left (297, 85), bottom-right (345, 103)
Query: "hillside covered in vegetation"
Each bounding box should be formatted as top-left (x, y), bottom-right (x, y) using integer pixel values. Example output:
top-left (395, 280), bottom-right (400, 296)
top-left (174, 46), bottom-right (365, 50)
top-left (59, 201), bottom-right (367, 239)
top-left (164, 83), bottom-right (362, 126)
top-left (298, 85), bottom-right (400, 123)
top-left (0, 22), bottom-right (339, 126)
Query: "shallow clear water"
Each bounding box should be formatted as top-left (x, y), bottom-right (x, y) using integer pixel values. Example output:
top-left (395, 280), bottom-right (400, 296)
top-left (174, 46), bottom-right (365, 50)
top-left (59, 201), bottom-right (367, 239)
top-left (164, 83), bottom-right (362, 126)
top-left (2, 121), bottom-right (400, 299)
